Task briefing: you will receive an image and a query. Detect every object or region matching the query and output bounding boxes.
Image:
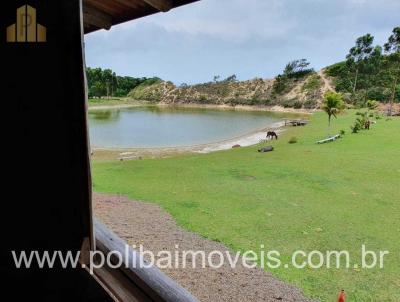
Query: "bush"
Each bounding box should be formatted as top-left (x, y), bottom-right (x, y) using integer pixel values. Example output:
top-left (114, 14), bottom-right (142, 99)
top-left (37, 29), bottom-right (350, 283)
top-left (351, 112), bottom-right (368, 133)
top-left (272, 75), bottom-right (289, 95)
top-left (303, 99), bottom-right (318, 109)
top-left (293, 101), bottom-right (303, 109)
top-left (288, 137), bottom-right (298, 144)
top-left (281, 99), bottom-right (301, 108)
top-left (199, 95), bottom-right (208, 103)
top-left (340, 130), bottom-right (346, 136)
top-left (302, 74), bottom-right (322, 92)
top-left (351, 123), bottom-right (361, 133)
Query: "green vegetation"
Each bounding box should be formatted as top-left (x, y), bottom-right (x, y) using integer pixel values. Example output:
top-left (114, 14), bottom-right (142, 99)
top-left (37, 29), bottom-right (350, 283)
top-left (321, 92), bottom-right (345, 134)
top-left (127, 79), bottom-right (169, 102)
top-left (269, 59), bottom-right (323, 109)
top-left (326, 27), bottom-right (400, 108)
top-left (87, 27), bottom-right (399, 112)
top-left (86, 67), bottom-right (161, 98)
top-left (87, 97), bottom-right (133, 107)
top-left (272, 59), bottom-right (315, 95)
top-left (92, 111), bottom-right (400, 301)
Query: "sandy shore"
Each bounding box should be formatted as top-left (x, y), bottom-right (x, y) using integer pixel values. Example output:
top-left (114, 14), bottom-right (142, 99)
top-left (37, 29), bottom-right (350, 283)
top-left (195, 121), bottom-right (285, 153)
top-left (88, 103), bottom-right (145, 110)
top-left (91, 120), bottom-right (295, 161)
top-left (89, 102), bottom-right (311, 160)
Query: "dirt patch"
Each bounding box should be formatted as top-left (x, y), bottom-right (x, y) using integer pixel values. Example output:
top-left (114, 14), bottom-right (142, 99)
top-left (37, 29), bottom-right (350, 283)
top-left (93, 193), bottom-right (313, 302)
top-left (317, 69), bottom-right (335, 94)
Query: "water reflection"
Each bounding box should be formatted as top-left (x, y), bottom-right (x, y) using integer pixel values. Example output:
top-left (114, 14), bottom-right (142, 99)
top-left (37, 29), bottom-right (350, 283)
top-left (88, 106), bottom-right (303, 148)
top-left (89, 109), bottom-right (121, 121)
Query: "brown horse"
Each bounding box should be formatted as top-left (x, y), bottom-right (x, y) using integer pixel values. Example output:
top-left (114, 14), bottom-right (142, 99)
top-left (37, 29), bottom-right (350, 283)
top-left (267, 131), bottom-right (278, 140)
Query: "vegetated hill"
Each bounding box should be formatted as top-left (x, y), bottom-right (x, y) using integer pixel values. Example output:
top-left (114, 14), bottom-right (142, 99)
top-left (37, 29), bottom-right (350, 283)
top-left (128, 70), bottom-right (332, 110)
top-left (129, 27), bottom-right (400, 110)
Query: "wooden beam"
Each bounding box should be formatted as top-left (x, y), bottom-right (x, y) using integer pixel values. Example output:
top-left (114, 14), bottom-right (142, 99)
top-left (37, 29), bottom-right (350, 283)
top-left (83, 3), bottom-right (112, 30)
top-left (142, 0), bottom-right (173, 12)
top-left (95, 219), bottom-right (199, 302)
top-left (113, 0), bottom-right (140, 9)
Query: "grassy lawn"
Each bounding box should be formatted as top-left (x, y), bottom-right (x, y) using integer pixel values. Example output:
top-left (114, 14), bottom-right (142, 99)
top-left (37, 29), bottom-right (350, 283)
top-left (92, 110), bottom-right (400, 301)
top-left (88, 97), bottom-right (138, 108)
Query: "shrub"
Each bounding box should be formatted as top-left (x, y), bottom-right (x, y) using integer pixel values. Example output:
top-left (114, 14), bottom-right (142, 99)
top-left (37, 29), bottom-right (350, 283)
top-left (302, 74), bottom-right (322, 92)
top-left (293, 101), bottom-right (303, 109)
top-left (351, 123), bottom-right (361, 133)
top-left (351, 113), bottom-right (368, 133)
top-left (303, 99), bottom-right (318, 109)
top-left (199, 95), bottom-right (208, 102)
top-left (281, 98), bottom-right (300, 108)
top-left (340, 130), bottom-right (346, 136)
top-left (288, 137), bottom-right (298, 144)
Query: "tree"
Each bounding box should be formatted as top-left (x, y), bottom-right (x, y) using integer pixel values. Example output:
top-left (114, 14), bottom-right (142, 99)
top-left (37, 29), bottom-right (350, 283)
top-left (361, 45), bottom-right (383, 104)
top-left (102, 69), bottom-right (114, 98)
top-left (384, 27), bottom-right (400, 115)
top-left (90, 81), bottom-right (106, 98)
top-left (322, 92), bottom-right (345, 135)
top-left (223, 74), bottom-right (237, 82)
top-left (86, 67), bottom-right (157, 98)
top-left (213, 75), bottom-right (220, 83)
top-left (283, 59), bottom-right (313, 78)
top-left (346, 34), bottom-right (374, 94)
top-left (384, 27), bottom-right (400, 53)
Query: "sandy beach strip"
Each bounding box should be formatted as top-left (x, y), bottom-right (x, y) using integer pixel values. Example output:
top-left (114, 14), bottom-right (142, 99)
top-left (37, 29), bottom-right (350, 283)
top-left (90, 120), bottom-right (292, 161)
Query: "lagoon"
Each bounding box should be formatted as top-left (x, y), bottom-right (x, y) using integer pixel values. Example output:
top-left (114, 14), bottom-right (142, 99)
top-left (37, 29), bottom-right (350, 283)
top-left (88, 106), bottom-right (299, 148)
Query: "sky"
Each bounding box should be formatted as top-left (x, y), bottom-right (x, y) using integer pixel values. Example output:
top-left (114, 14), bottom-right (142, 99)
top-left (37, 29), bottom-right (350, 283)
top-left (84, 0), bottom-right (400, 85)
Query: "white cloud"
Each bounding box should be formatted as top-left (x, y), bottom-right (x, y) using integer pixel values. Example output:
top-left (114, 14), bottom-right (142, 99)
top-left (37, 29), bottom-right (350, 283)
top-left (85, 0), bottom-right (400, 84)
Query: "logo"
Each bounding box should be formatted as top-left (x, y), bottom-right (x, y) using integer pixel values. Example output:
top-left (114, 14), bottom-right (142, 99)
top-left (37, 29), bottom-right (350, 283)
top-left (6, 5), bottom-right (46, 42)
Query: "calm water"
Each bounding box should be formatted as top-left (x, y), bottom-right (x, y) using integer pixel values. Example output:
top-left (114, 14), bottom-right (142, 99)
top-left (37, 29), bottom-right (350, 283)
top-left (88, 106), bottom-right (299, 148)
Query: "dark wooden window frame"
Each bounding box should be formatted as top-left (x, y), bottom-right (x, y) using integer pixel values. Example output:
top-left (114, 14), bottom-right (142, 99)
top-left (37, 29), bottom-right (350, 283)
top-left (82, 220), bottom-right (198, 302)
top-left (79, 2), bottom-right (198, 301)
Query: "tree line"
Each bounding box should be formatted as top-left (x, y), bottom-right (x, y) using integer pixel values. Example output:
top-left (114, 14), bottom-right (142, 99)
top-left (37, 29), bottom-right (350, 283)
top-left (86, 67), bottom-right (161, 98)
top-left (270, 26), bottom-right (399, 112)
top-left (326, 26), bottom-right (399, 111)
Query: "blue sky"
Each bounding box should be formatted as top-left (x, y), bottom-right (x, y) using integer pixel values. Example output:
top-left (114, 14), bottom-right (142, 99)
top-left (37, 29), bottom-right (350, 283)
top-left (84, 0), bottom-right (399, 85)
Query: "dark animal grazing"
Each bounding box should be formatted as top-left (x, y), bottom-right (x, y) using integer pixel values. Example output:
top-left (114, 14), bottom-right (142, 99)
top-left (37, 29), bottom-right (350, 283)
top-left (232, 144), bottom-right (241, 148)
top-left (267, 131), bottom-right (278, 140)
top-left (258, 146), bottom-right (274, 153)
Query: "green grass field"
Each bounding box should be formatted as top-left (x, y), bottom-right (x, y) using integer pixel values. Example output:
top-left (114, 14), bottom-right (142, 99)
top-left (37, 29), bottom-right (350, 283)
top-left (92, 110), bottom-right (400, 301)
top-left (88, 97), bottom-right (135, 107)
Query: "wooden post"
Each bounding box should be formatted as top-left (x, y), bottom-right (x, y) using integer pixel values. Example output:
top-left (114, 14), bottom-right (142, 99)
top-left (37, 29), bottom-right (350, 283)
top-left (1, 1), bottom-right (105, 299)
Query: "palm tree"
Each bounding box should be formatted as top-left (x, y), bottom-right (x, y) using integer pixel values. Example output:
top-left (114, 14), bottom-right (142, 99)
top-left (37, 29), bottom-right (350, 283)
top-left (322, 92), bottom-right (345, 136)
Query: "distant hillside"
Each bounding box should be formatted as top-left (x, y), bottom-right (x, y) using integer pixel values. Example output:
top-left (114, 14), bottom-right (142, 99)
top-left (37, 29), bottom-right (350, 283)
top-left (128, 70), bottom-right (333, 109)
top-left (128, 27), bottom-right (400, 110)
